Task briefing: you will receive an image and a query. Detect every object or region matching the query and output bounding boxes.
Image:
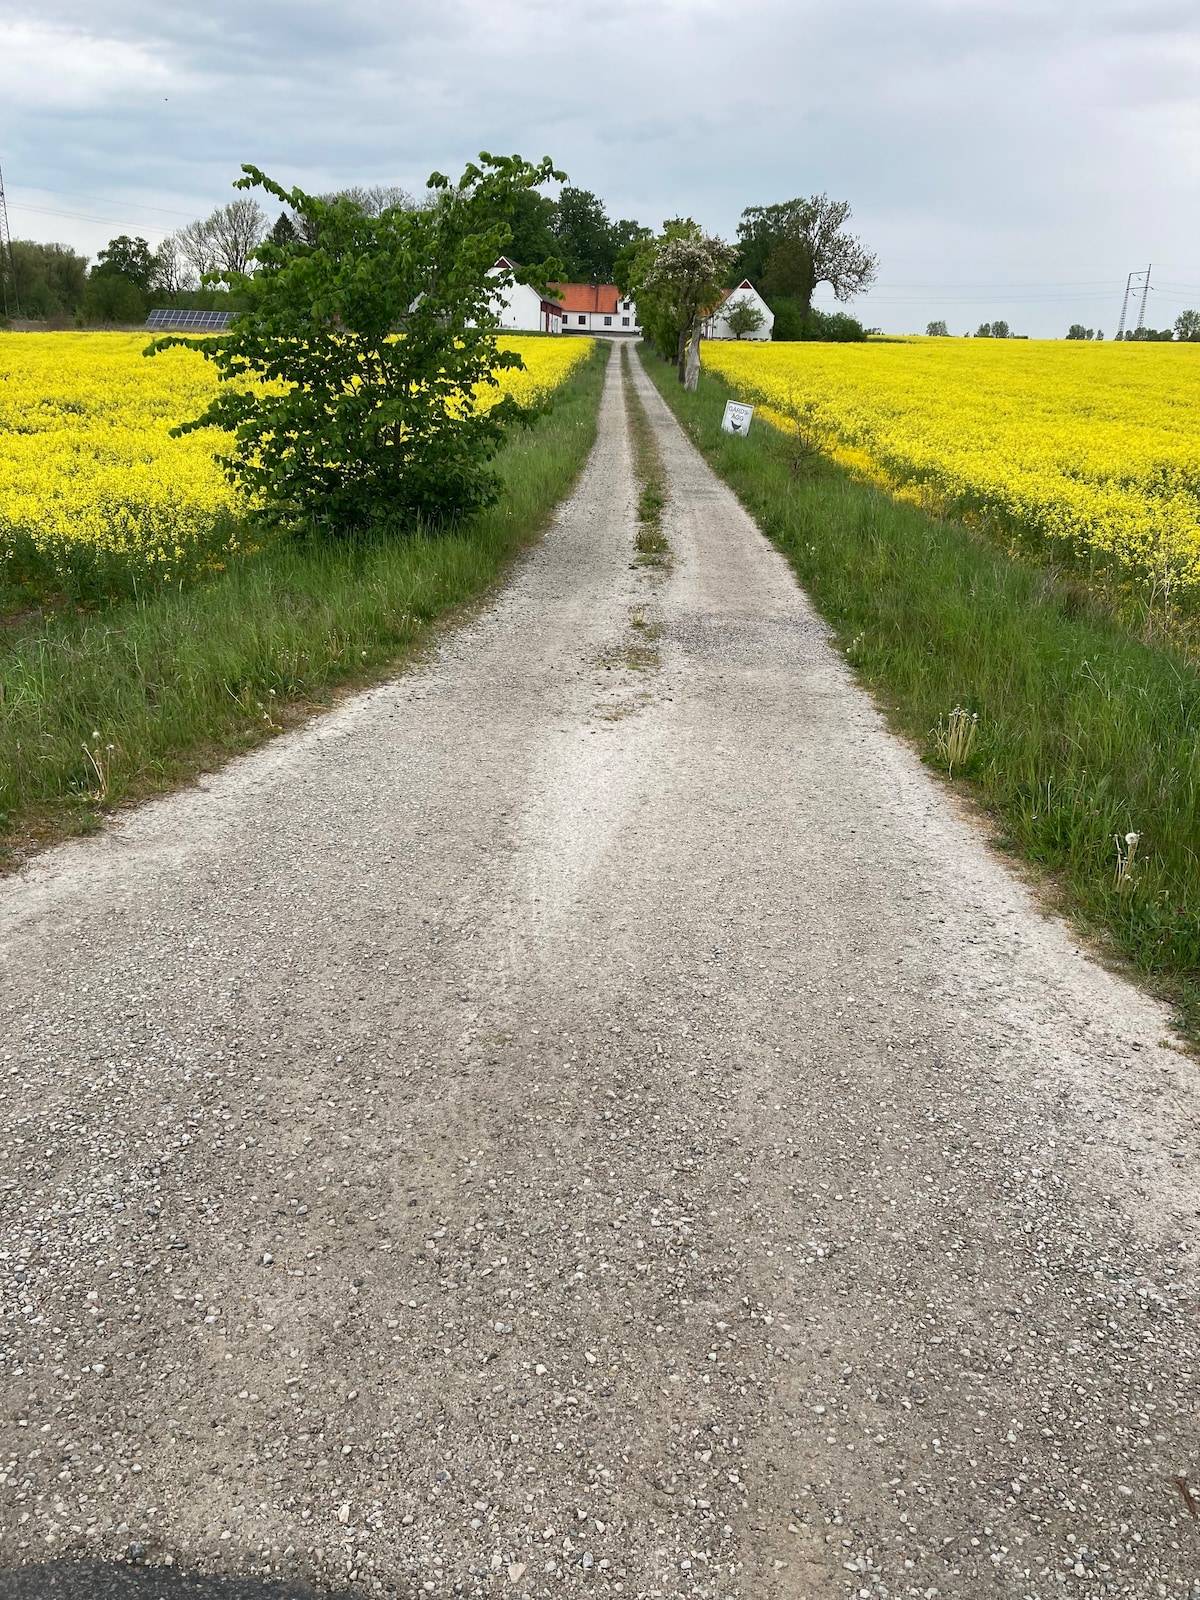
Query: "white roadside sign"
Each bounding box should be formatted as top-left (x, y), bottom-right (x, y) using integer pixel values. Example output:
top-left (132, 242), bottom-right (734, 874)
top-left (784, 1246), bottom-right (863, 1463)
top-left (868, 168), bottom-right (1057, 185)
top-left (721, 400), bottom-right (755, 436)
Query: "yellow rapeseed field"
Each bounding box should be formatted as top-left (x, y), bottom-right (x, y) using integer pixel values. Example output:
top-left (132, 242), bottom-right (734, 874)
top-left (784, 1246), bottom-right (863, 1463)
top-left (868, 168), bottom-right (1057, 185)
top-left (702, 338), bottom-right (1200, 599)
top-left (0, 332), bottom-right (592, 598)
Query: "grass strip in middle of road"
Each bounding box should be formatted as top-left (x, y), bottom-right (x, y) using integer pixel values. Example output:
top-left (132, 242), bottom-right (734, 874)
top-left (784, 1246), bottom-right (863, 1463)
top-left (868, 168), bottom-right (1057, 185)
top-left (641, 346), bottom-right (1200, 1040)
top-left (622, 347), bottom-right (670, 568)
top-left (0, 341), bottom-right (608, 869)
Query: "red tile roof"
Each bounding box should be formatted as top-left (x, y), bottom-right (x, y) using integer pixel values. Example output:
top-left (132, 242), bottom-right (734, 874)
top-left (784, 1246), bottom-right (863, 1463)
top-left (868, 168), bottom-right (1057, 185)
top-left (550, 283), bottom-right (622, 314)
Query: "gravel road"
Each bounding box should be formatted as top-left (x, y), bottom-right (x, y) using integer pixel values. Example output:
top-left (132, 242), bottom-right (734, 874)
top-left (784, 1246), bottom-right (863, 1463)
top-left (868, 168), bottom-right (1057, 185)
top-left (2, 343), bottom-right (1199, 1600)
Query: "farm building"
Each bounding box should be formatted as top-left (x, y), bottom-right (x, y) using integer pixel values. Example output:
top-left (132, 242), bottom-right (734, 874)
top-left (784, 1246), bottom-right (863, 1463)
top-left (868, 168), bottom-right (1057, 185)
top-left (703, 280), bottom-right (774, 341)
top-left (489, 261), bottom-right (639, 335)
top-left (489, 258), bottom-right (565, 335)
top-left (550, 283), bottom-right (640, 335)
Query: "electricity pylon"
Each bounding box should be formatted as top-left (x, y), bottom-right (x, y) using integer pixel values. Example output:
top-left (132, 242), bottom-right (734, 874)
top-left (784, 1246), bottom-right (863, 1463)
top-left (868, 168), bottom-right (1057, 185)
top-left (1115, 265), bottom-right (1151, 341)
top-left (0, 162), bottom-right (19, 319)
top-left (1136, 263), bottom-right (1152, 332)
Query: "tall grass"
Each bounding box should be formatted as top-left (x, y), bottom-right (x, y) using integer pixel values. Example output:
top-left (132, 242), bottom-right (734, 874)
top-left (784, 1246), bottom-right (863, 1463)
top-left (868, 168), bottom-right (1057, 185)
top-left (0, 343), bottom-right (608, 863)
top-left (641, 350), bottom-right (1200, 1038)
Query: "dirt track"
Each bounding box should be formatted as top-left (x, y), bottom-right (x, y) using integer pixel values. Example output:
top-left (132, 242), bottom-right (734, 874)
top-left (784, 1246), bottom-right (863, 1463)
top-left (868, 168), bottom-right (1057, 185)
top-left (2, 343), bottom-right (1199, 1599)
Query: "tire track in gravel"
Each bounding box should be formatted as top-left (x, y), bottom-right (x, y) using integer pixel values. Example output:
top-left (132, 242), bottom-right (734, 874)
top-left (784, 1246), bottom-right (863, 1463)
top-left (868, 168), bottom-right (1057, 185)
top-left (1, 341), bottom-right (1199, 1600)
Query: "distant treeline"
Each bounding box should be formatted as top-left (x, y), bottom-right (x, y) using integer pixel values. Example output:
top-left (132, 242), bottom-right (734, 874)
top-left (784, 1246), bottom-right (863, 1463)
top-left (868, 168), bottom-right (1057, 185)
top-left (2, 179), bottom-right (881, 342)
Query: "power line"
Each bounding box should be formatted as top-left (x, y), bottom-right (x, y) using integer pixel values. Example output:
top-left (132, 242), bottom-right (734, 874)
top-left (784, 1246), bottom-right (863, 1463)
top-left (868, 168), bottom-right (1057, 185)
top-left (12, 184), bottom-right (198, 220)
top-left (7, 200), bottom-right (173, 238)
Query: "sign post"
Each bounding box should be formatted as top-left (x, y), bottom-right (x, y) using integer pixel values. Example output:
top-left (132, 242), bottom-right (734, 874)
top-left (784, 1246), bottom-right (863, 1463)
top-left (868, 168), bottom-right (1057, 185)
top-left (720, 400), bottom-right (754, 436)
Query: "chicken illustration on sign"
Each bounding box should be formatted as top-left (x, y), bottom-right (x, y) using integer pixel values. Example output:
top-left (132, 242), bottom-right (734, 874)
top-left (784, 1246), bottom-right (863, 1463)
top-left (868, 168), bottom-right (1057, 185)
top-left (721, 400), bottom-right (755, 435)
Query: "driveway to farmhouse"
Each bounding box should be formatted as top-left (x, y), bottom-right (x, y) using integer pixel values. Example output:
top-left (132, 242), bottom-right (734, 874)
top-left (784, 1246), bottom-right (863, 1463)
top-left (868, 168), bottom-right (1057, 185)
top-left (2, 344), bottom-right (1199, 1600)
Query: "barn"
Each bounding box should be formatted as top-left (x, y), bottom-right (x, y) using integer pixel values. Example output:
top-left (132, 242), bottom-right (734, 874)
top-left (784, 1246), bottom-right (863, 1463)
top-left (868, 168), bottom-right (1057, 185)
top-left (703, 280), bottom-right (775, 341)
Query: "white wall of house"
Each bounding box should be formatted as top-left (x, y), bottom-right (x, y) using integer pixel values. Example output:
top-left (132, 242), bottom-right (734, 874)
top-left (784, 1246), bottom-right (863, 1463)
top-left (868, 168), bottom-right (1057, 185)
top-left (703, 281), bottom-right (774, 341)
top-left (488, 262), bottom-right (564, 334)
top-left (561, 298), bottom-right (640, 335)
top-left (493, 280), bottom-right (558, 333)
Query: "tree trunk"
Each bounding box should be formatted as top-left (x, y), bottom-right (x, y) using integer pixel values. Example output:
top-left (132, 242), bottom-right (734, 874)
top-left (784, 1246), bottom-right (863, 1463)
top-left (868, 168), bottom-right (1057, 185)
top-left (676, 324), bottom-right (690, 384)
top-left (683, 324), bottom-right (701, 391)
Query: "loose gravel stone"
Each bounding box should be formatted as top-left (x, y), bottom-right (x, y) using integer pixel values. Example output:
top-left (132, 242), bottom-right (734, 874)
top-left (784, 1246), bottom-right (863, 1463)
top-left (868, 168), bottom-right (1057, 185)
top-left (1, 346), bottom-right (1198, 1599)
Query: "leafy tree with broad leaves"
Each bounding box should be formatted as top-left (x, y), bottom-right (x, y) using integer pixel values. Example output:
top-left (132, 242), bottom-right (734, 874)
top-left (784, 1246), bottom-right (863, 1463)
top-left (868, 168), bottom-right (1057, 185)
top-left (497, 190), bottom-right (558, 266)
top-left (551, 188), bottom-right (650, 281)
top-left (5, 241), bottom-right (88, 319)
top-left (84, 273), bottom-right (145, 324)
top-left (1175, 309), bottom-right (1200, 342)
top-left (93, 235), bottom-right (157, 295)
top-left (736, 195), bottom-right (877, 322)
top-left (637, 227), bottom-right (737, 386)
top-left (926, 320), bottom-right (948, 337)
top-left (149, 154), bottom-right (566, 536)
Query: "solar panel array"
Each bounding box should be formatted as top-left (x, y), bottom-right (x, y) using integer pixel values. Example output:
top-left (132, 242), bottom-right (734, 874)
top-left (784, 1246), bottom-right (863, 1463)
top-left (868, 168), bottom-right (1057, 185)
top-left (145, 308), bottom-right (234, 331)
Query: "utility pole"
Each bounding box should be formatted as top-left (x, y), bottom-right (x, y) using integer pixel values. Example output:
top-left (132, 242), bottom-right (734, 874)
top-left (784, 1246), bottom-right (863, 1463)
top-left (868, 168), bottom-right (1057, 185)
top-left (0, 162), bottom-right (19, 320)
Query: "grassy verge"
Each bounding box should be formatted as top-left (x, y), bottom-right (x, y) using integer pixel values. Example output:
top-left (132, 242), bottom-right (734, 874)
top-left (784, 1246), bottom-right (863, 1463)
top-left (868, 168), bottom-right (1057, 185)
top-left (0, 341), bottom-right (608, 868)
top-left (641, 347), bottom-right (1200, 1041)
top-left (622, 347), bottom-right (670, 567)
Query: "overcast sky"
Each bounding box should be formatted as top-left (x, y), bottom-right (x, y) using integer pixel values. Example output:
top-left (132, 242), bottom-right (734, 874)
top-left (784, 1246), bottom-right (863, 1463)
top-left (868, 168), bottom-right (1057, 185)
top-left (2, 0), bottom-right (1198, 336)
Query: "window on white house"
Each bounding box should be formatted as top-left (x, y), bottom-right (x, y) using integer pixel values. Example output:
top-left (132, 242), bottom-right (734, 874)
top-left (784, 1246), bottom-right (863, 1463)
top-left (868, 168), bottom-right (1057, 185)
top-left (603, 315), bottom-right (612, 325)
top-left (621, 317), bottom-right (630, 326)
top-left (578, 315), bottom-right (586, 325)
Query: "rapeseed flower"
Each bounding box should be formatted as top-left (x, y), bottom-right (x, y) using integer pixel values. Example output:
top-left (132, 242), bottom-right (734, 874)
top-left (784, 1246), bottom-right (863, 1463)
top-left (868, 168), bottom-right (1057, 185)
top-left (702, 338), bottom-right (1200, 599)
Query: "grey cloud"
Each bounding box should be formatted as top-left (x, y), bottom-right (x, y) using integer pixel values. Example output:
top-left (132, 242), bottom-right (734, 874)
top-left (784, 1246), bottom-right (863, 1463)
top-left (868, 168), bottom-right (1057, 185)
top-left (3, 0), bottom-right (1197, 334)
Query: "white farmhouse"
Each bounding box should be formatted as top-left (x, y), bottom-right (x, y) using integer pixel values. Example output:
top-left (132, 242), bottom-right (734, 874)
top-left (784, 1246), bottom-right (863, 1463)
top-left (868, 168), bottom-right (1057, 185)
top-left (703, 280), bottom-right (774, 341)
top-left (488, 260), bottom-right (640, 335)
top-left (489, 257), bottom-right (565, 335)
top-left (551, 283), bottom-right (640, 335)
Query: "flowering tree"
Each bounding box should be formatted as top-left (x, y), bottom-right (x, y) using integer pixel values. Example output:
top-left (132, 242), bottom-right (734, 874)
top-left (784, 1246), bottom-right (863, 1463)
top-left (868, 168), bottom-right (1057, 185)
top-left (639, 231), bottom-right (737, 386)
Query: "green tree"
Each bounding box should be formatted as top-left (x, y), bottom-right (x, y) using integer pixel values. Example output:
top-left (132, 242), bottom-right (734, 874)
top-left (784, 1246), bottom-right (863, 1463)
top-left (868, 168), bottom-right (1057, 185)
top-left (552, 187), bottom-right (612, 278)
top-left (768, 298), bottom-right (806, 341)
top-left (6, 241), bottom-right (88, 319)
top-left (84, 271), bottom-right (146, 324)
top-left (804, 307), bottom-right (866, 342)
top-left (926, 320), bottom-right (949, 337)
top-left (1175, 309), bottom-right (1200, 342)
top-left (93, 235), bottom-right (157, 294)
top-left (1066, 324), bottom-right (1088, 339)
top-left (735, 195), bottom-right (877, 321)
top-left (638, 229), bottom-right (737, 385)
top-left (150, 154), bottom-right (567, 535)
top-left (497, 189), bottom-right (558, 265)
top-left (617, 218), bottom-right (700, 359)
top-left (723, 294), bottom-right (765, 340)
top-left (268, 211), bottom-right (299, 249)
